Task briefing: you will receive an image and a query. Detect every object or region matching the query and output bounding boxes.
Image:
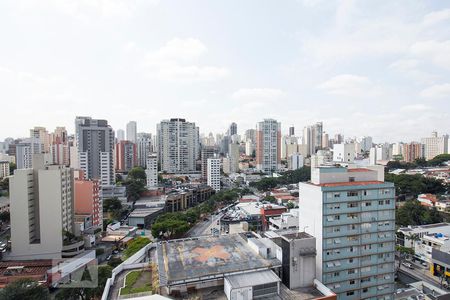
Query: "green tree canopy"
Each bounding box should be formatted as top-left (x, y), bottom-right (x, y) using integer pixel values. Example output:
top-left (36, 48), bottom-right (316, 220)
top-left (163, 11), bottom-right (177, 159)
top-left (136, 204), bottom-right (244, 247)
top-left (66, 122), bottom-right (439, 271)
top-left (0, 278), bottom-right (49, 300)
top-left (127, 167), bottom-right (146, 183)
top-left (396, 200), bottom-right (443, 226)
top-left (385, 173), bottom-right (446, 196)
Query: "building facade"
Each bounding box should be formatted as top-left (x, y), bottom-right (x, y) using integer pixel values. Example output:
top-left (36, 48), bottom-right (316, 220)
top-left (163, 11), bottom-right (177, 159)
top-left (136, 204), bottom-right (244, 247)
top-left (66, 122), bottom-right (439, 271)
top-left (299, 166), bottom-right (395, 299)
top-left (126, 121), bottom-right (137, 144)
top-left (207, 158), bottom-right (221, 191)
top-left (137, 132), bottom-right (152, 168)
top-left (75, 117), bottom-right (114, 186)
top-left (115, 140), bottom-right (137, 172)
top-left (402, 142), bottom-right (424, 162)
top-left (421, 132), bottom-right (449, 160)
top-left (74, 177), bottom-right (102, 228)
top-left (201, 146), bottom-right (216, 180)
top-left (10, 154), bottom-right (74, 260)
top-left (157, 118), bottom-right (199, 173)
top-left (146, 154), bottom-right (158, 188)
top-left (256, 119), bottom-right (281, 173)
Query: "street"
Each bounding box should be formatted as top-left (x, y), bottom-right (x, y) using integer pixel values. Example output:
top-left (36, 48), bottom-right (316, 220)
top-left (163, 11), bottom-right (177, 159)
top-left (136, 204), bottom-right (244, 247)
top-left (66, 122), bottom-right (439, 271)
top-left (186, 212), bottom-right (223, 237)
top-left (396, 258), bottom-right (450, 289)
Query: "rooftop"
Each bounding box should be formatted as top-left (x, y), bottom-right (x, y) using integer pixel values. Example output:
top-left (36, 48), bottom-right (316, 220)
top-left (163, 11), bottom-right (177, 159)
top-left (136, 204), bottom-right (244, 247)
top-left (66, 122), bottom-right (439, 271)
top-left (157, 234), bottom-right (281, 286)
top-left (129, 207), bottom-right (164, 218)
top-left (225, 269), bottom-right (280, 289)
top-left (316, 180), bottom-right (384, 187)
top-left (348, 168), bottom-right (372, 172)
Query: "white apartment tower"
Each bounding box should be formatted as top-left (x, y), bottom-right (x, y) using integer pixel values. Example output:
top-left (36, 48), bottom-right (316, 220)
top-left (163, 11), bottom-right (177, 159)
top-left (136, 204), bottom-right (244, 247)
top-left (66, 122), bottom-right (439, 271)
top-left (75, 117), bottom-right (114, 186)
top-left (145, 154), bottom-right (158, 188)
top-left (126, 121), bottom-right (137, 143)
top-left (10, 154), bottom-right (74, 260)
top-left (256, 119), bottom-right (281, 173)
top-left (207, 157), bottom-right (221, 191)
top-left (421, 132), bottom-right (449, 160)
top-left (157, 118), bottom-right (199, 173)
top-left (137, 133), bottom-right (153, 168)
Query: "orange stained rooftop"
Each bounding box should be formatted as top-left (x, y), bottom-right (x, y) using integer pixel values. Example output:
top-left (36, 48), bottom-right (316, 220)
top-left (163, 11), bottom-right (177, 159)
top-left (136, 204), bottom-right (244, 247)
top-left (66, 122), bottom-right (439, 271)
top-left (316, 181), bottom-right (385, 187)
top-left (347, 168), bottom-right (373, 172)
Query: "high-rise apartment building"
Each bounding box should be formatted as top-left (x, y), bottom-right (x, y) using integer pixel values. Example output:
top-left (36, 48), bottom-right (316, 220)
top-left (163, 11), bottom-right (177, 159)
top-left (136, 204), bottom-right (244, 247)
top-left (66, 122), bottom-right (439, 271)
top-left (288, 153), bottom-right (304, 170)
top-left (30, 126), bottom-right (50, 153)
top-left (157, 118), bottom-right (199, 173)
top-left (10, 154), bottom-right (74, 260)
top-left (115, 140), bottom-right (137, 172)
top-left (16, 138), bottom-right (43, 169)
top-left (137, 133), bottom-right (153, 168)
top-left (126, 121), bottom-right (137, 143)
top-left (207, 157), bottom-right (221, 191)
top-left (228, 122), bottom-right (237, 136)
top-left (299, 166), bottom-right (395, 299)
top-left (256, 119), bottom-right (281, 173)
top-left (303, 122), bottom-right (323, 156)
top-left (145, 154), bottom-right (158, 188)
top-left (0, 161), bottom-right (9, 179)
top-left (289, 126), bottom-right (295, 137)
top-left (421, 132), bottom-right (449, 160)
top-left (245, 129), bottom-right (256, 143)
top-left (228, 143), bottom-right (240, 173)
top-left (75, 116), bottom-right (114, 186)
top-left (402, 142), bottom-right (424, 162)
top-left (116, 129), bottom-right (125, 142)
top-left (281, 135), bottom-right (298, 159)
top-left (201, 146), bottom-right (217, 180)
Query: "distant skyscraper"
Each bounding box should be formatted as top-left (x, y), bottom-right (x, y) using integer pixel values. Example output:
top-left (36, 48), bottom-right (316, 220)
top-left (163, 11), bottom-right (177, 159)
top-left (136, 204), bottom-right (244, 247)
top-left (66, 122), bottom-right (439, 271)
top-left (289, 126), bottom-right (295, 137)
top-left (10, 154), bottom-right (74, 260)
top-left (245, 129), bottom-right (256, 143)
top-left (228, 143), bottom-right (240, 173)
top-left (116, 129), bottom-right (125, 142)
top-left (333, 143), bottom-right (355, 163)
top-left (207, 157), bottom-right (221, 191)
top-left (201, 146), bottom-right (217, 180)
top-left (137, 133), bottom-right (152, 168)
top-left (30, 126), bottom-right (50, 153)
top-left (115, 140), bottom-right (137, 172)
top-left (145, 154), bottom-right (158, 188)
top-left (228, 122), bottom-right (237, 136)
top-left (302, 122), bottom-right (323, 156)
top-left (299, 166), bottom-right (395, 299)
top-left (75, 116), bottom-right (114, 186)
top-left (157, 118), bottom-right (199, 173)
top-left (256, 119), bottom-right (281, 173)
top-left (126, 121), bottom-right (137, 143)
top-left (421, 132), bottom-right (449, 160)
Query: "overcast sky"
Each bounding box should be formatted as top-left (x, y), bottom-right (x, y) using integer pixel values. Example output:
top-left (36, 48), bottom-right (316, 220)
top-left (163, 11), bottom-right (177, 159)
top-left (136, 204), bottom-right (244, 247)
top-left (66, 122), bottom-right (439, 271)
top-left (1, 0), bottom-right (449, 142)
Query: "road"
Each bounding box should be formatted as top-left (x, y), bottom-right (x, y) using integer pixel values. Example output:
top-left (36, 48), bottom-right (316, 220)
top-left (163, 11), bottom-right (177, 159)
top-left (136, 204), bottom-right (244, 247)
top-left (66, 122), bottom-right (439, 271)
top-left (186, 213), bottom-right (223, 237)
top-left (396, 259), bottom-right (450, 289)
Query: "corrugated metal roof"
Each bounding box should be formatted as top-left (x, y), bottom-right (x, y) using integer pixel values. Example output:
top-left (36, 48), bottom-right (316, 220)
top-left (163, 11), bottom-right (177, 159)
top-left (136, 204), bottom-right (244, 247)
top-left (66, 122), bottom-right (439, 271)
top-left (225, 269), bottom-right (280, 288)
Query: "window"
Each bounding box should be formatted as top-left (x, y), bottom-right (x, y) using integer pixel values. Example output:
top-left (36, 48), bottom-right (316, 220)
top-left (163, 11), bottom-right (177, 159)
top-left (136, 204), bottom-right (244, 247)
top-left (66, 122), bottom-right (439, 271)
top-left (334, 272), bottom-right (340, 277)
top-left (361, 266), bottom-right (371, 273)
top-left (385, 199), bottom-right (391, 205)
top-left (349, 177), bottom-right (355, 182)
top-left (348, 236), bottom-right (358, 241)
top-left (350, 280), bottom-right (355, 285)
top-left (348, 202), bottom-right (358, 208)
top-left (361, 223), bottom-right (371, 230)
top-left (349, 258), bottom-right (354, 263)
top-left (363, 190), bottom-right (368, 196)
top-left (365, 202), bottom-right (372, 207)
top-left (379, 200), bottom-right (384, 205)
top-left (363, 288), bottom-right (368, 293)
top-left (347, 191), bottom-right (359, 197)
top-left (347, 213), bottom-right (358, 219)
top-left (334, 193), bottom-right (341, 198)
top-left (348, 269), bottom-right (357, 274)
top-left (333, 227), bottom-right (341, 232)
top-left (361, 277), bottom-right (371, 283)
top-left (334, 215), bottom-right (340, 220)
top-left (346, 291), bottom-right (355, 296)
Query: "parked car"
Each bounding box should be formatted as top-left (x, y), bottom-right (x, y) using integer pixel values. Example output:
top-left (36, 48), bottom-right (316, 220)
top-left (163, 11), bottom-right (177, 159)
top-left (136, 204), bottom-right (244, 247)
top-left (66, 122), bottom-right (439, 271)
top-left (402, 262), bottom-right (413, 269)
top-left (106, 255), bottom-right (112, 261)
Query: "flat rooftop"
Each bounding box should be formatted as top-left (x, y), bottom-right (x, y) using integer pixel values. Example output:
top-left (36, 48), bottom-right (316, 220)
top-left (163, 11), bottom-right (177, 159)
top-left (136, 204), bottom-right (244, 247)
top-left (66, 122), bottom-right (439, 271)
top-left (129, 207), bottom-right (164, 218)
top-left (157, 234), bottom-right (281, 286)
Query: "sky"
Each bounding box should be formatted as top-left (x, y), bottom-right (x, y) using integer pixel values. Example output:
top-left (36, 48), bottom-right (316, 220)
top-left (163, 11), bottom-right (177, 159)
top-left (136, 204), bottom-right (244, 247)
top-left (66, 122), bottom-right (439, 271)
top-left (0, 0), bottom-right (449, 143)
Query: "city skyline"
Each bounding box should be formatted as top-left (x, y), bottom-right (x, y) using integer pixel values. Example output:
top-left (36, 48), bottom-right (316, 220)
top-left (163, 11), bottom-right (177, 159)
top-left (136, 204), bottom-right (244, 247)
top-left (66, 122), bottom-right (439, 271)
top-left (1, 1), bottom-right (450, 141)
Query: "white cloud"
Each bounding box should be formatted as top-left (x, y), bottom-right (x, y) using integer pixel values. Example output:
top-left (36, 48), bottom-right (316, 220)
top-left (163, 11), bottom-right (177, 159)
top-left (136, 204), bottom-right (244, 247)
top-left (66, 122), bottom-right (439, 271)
top-left (389, 59), bottom-right (437, 84)
top-left (143, 38), bottom-right (229, 82)
top-left (410, 40), bottom-right (450, 69)
top-left (317, 74), bottom-right (378, 97)
top-left (420, 83), bottom-right (450, 98)
top-left (17, 0), bottom-right (158, 19)
top-left (231, 88), bottom-right (285, 100)
top-left (400, 104), bottom-right (431, 112)
top-left (423, 9), bottom-right (450, 26)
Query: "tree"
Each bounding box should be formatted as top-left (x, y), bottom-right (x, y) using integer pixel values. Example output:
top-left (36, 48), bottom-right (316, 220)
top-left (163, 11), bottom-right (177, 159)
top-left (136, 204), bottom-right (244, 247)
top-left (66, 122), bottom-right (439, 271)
top-left (0, 211), bottom-right (10, 223)
top-left (0, 177), bottom-right (9, 192)
top-left (286, 202), bottom-right (295, 209)
top-left (0, 278), bottom-right (49, 300)
top-left (263, 196), bottom-right (277, 204)
top-left (396, 200), bottom-right (444, 226)
top-left (396, 245), bottom-right (414, 272)
top-left (127, 167), bottom-right (146, 184)
top-left (385, 173), bottom-right (446, 196)
top-left (9, 162), bottom-right (16, 175)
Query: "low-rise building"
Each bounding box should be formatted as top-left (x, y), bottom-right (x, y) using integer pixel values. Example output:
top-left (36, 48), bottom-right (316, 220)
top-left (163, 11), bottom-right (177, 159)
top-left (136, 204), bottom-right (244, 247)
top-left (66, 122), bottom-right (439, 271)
top-left (269, 209), bottom-right (299, 231)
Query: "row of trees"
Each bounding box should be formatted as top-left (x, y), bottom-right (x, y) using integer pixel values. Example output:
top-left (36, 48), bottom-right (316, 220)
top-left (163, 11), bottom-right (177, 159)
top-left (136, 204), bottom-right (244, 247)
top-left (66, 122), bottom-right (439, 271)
top-left (386, 154), bottom-right (450, 170)
top-left (385, 173), bottom-right (447, 197)
top-left (151, 189), bottom-right (242, 239)
top-left (250, 167), bottom-right (311, 191)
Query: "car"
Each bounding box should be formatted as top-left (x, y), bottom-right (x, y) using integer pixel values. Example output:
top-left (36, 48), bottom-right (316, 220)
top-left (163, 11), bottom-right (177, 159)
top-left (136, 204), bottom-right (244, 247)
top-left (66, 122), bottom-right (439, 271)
top-left (402, 262), bottom-right (413, 269)
top-left (113, 250), bottom-right (119, 254)
top-left (421, 262), bottom-right (428, 267)
top-left (106, 255), bottom-right (112, 261)
top-left (203, 218), bottom-right (209, 221)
